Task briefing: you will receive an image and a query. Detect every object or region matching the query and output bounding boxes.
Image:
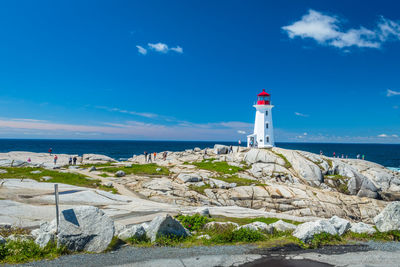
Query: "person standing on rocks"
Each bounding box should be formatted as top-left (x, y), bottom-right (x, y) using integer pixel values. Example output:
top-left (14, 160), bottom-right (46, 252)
top-left (148, 153), bottom-right (152, 163)
top-left (229, 145), bottom-right (233, 153)
top-left (333, 152), bottom-right (336, 158)
top-left (73, 156), bottom-right (77, 165)
top-left (69, 157), bottom-right (73, 165)
top-left (153, 152), bottom-right (157, 161)
top-left (144, 151), bottom-right (148, 162)
top-left (362, 154), bottom-right (365, 160)
top-left (48, 148), bottom-right (52, 155)
top-left (54, 155), bottom-right (58, 165)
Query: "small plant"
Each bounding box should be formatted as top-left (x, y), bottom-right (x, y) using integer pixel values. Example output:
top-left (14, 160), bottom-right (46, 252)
top-left (209, 227), bottom-right (265, 243)
top-left (274, 153), bottom-right (292, 169)
top-left (192, 160), bottom-right (244, 174)
top-left (126, 235), bottom-right (151, 245)
top-left (176, 214), bottom-right (211, 231)
top-left (188, 184), bottom-right (211, 195)
top-left (101, 164), bottom-right (169, 176)
top-left (309, 232), bottom-right (342, 248)
top-left (155, 234), bottom-right (188, 246)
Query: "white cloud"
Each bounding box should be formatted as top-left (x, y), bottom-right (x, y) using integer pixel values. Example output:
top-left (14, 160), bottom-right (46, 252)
top-left (282, 9), bottom-right (400, 50)
top-left (303, 132), bottom-right (308, 135)
top-left (392, 134), bottom-right (399, 138)
top-left (237, 130), bottom-right (246, 134)
top-left (378, 134), bottom-right (388, 137)
top-left (294, 112), bottom-right (309, 117)
top-left (170, 46), bottom-right (183, 53)
top-left (136, 45), bottom-right (147, 55)
top-left (148, 42), bottom-right (169, 53)
top-left (96, 106), bottom-right (158, 118)
top-left (143, 43), bottom-right (183, 54)
top-left (387, 89), bottom-right (400, 97)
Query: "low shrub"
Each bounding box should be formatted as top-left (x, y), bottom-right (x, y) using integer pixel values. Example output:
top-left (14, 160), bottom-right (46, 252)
top-left (155, 234), bottom-right (188, 246)
top-left (209, 227), bottom-right (266, 243)
top-left (176, 214), bottom-right (211, 231)
top-left (0, 240), bottom-right (68, 264)
top-left (309, 232), bottom-right (342, 248)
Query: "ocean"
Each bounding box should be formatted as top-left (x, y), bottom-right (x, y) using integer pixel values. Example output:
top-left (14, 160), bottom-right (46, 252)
top-left (0, 139), bottom-right (398, 169)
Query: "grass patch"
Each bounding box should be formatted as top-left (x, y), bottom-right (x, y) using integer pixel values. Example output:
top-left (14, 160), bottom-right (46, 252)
top-left (188, 184), bottom-right (211, 195)
top-left (324, 175), bottom-right (350, 194)
top-left (98, 173), bottom-right (109, 178)
top-left (101, 164), bottom-right (169, 176)
top-left (79, 162), bottom-right (113, 168)
top-left (192, 159), bottom-right (244, 174)
top-left (176, 214), bottom-right (211, 231)
top-left (209, 227), bottom-right (266, 243)
top-left (343, 230), bottom-right (400, 242)
top-left (0, 167), bottom-right (97, 188)
top-left (309, 233), bottom-right (343, 248)
top-left (97, 184), bottom-right (118, 194)
top-left (0, 227), bottom-right (30, 238)
top-left (211, 175), bottom-right (264, 187)
top-left (0, 240), bottom-right (69, 264)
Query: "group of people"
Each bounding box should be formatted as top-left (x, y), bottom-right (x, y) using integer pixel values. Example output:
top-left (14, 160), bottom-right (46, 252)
top-left (143, 151), bottom-right (168, 163)
top-left (319, 150), bottom-right (365, 160)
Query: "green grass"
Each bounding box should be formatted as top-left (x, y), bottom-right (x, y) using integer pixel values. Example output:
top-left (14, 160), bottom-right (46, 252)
top-left (188, 184), bottom-right (212, 195)
top-left (0, 240), bottom-right (69, 264)
top-left (0, 167), bottom-right (117, 193)
top-left (98, 184), bottom-right (118, 194)
top-left (343, 230), bottom-right (400, 242)
top-left (324, 175), bottom-right (350, 194)
top-left (176, 214), bottom-right (211, 231)
top-left (192, 159), bottom-right (245, 174)
top-left (211, 175), bottom-right (264, 187)
top-left (101, 164), bottom-right (169, 176)
top-left (79, 162), bottom-right (113, 168)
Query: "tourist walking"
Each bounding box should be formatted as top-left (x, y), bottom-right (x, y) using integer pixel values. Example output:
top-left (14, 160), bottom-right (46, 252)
top-left (320, 150), bottom-right (323, 155)
top-left (54, 155), bottom-right (58, 165)
top-left (144, 151), bottom-right (148, 162)
top-left (48, 148), bottom-right (52, 155)
top-left (229, 145), bottom-right (233, 154)
top-left (238, 140), bottom-right (241, 147)
top-left (333, 152), bottom-right (336, 158)
top-left (357, 154), bottom-right (360, 159)
top-left (73, 156), bottom-right (77, 165)
top-left (27, 157), bottom-right (31, 163)
top-left (69, 157), bottom-right (72, 165)
top-left (153, 152), bottom-right (157, 161)
top-left (362, 154), bottom-right (365, 160)
top-left (148, 153), bottom-right (152, 163)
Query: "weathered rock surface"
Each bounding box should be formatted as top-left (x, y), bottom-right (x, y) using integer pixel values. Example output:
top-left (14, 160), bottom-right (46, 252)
top-left (115, 170), bottom-right (126, 177)
top-left (203, 221), bottom-right (239, 231)
top-left (329, 216), bottom-right (351, 236)
top-left (146, 214), bottom-right (189, 242)
top-left (237, 221), bottom-right (273, 234)
top-left (373, 201), bottom-right (400, 232)
top-left (293, 220), bottom-right (337, 242)
top-left (0, 235), bottom-right (5, 244)
top-left (270, 220), bottom-right (297, 232)
top-left (118, 225), bottom-right (146, 240)
top-left (349, 222), bottom-right (376, 234)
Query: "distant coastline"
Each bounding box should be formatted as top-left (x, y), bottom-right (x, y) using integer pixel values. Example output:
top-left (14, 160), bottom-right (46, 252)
top-left (0, 139), bottom-right (398, 168)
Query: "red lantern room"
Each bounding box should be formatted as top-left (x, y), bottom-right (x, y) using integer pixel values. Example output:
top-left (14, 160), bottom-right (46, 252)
top-left (257, 89), bottom-right (271, 105)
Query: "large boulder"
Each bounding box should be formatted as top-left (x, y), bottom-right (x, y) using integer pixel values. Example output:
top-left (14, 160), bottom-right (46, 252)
top-left (203, 221), bottom-right (239, 231)
top-left (329, 216), bottom-right (351, 236)
top-left (349, 222), bottom-right (376, 234)
top-left (270, 220), bottom-right (297, 232)
top-left (82, 154), bottom-right (116, 163)
top-left (146, 214), bottom-right (189, 242)
top-left (118, 225), bottom-right (146, 240)
top-left (115, 170), bottom-right (126, 177)
top-left (293, 220), bottom-right (337, 243)
top-left (357, 178), bottom-right (379, 199)
top-left (213, 145), bottom-right (229, 155)
top-left (244, 149), bottom-right (285, 165)
top-left (373, 201), bottom-right (400, 232)
top-left (36, 206), bottom-right (115, 252)
top-left (236, 221), bottom-right (273, 234)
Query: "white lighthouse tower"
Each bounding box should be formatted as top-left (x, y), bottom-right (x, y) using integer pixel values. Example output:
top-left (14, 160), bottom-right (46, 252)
top-left (247, 89), bottom-right (275, 148)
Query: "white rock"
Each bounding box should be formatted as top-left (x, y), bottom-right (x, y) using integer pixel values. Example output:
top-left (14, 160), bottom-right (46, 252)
top-left (0, 236), bottom-right (5, 244)
top-left (30, 170), bottom-right (42, 174)
top-left (146, 214), bottom-right (189, 242)
top-left (41, 176), bottom-right (52, 181)
top-left (0, 169), bottom-right (7, 174)
top-left (373, 201), bottom-right (400, 232)
top-left (271, 220), bottom-right (297, 232)
top-left (214, 144), bottom-right (229, 155)
top-left (156, 168), bottom-right (162, 172)
top-left (349, 222), bottom-right (376, 234)
top-left (35, 231), bottom-right (56, 248)
top-left (209, 178), bottom-right (236, 189)
top-left (56, 206), bottom-right (115, 252)
top-left (194, 147), bottom-right (201, 152)
top-left (244, 149), bottom-right (285, 165)
top-left (115, 170), bottom-right (126, 177)
top-left (237, 221), bottom-right (273, 234)
top-left (118, 225), bottom-right (146, 240)
top-left (177, 173), bottom-right (203, 183)
top-left (89, 166), bottom-right (97, 172)
top-left (7, 234), bottom-right (34, 242)
top-left (293, 220), bottom-right (337, 242)
top-left (329, 216), bottom-right (351, 235)
top-left (194, 207), bottom-right (210, 216)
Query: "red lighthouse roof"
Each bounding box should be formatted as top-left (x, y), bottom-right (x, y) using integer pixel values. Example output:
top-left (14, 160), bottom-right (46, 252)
top-left (257, 89), bottom-right (270, 97)
top-left (256, 89), bottom-right (271, 105)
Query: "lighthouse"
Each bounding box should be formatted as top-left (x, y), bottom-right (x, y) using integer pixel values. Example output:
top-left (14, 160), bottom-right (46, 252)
top-left (247, 89), bottom-right (275, 148)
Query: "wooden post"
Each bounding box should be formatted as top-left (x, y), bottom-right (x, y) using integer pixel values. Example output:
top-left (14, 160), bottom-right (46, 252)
top-left (54, 184), bottom-right (59, 234)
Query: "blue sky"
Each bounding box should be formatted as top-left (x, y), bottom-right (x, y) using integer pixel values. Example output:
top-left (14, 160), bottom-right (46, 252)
top-left (0, 0), bottom-right (399, 143)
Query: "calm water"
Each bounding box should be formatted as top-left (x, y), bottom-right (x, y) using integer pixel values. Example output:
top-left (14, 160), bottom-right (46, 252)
top-left (0, 139), bottom-right (398, 168)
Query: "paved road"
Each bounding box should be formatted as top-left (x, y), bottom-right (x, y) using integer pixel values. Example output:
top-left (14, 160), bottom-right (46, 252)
top-left (13, 241), bottom-right (400, 267)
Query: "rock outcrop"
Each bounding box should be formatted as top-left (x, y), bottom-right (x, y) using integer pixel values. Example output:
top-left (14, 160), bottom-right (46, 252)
top-left (293, 220), bottom-right (337, 242)
top-left (373, 201), bottom-right (400, 232)
top-left (146, 214), bottom-right (189, 242)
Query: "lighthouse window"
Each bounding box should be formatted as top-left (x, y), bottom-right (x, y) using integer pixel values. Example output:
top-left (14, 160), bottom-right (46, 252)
top-left (266, 136), bottom-right (269, 143)
top-left (265, 111), bottom-right (268, 116)
top-left (266, 123), bottom-right (269, 129)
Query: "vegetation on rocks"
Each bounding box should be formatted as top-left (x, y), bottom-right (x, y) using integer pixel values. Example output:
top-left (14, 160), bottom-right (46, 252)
top-left (192, 159), bottom-right (245, 174)
top-left (211, 175), bottom-right (264, 187)
top-left (0, 240), bottom-right (69, 264)
top-left (176, 214), bottom-right (211, 231)
top-left (214, 216), bottom-right (301, 226)
top-left (101, 164), bottom-right (169, 176)
top-left (188, 184), bottom-right (211, 195)
top-left (271, 152), bottom-right (292, 169)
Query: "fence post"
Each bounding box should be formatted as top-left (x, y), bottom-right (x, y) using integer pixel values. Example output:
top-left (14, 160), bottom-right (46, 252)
top-left (54, 184), bottom-right (59, 234)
